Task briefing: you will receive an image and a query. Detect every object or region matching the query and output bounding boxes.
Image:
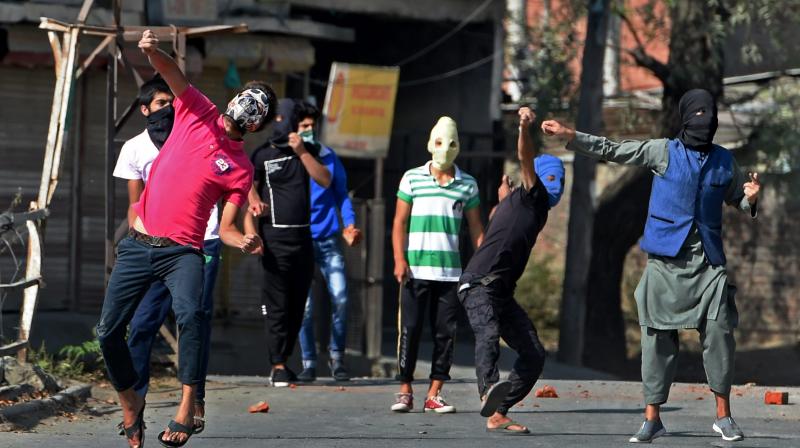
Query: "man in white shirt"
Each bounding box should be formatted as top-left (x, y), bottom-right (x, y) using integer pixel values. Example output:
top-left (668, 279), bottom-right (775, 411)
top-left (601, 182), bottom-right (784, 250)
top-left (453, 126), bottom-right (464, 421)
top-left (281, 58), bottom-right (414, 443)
top-left (112, 76), bottom-right (220, 434)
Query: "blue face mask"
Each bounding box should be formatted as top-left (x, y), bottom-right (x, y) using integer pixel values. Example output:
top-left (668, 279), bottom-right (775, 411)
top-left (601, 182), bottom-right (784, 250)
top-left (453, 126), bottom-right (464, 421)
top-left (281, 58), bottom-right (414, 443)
top-left (534, 154), bottom-right (565, 208)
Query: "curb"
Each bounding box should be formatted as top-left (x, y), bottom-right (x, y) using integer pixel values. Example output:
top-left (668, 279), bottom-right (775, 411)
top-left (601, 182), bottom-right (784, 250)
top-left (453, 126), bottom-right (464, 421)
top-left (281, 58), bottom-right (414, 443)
top-left (0, 384), bottom-right (92, 422)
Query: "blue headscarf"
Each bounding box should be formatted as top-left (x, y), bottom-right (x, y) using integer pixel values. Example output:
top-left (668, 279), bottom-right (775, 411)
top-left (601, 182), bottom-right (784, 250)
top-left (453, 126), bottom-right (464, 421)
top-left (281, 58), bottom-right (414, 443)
top-left (534, 154), bottom-right (565, 208)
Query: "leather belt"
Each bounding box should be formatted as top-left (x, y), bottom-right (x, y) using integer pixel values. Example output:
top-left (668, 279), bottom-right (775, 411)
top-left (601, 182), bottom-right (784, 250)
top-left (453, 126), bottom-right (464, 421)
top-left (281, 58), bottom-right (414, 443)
top-left (128, 228), bottom-right (180, 248)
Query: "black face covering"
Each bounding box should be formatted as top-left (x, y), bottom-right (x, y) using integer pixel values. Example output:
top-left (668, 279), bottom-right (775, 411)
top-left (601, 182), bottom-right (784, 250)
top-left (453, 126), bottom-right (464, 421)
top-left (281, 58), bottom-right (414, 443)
top-left (269, 99), bottom-right (300, 150)
top-left (677, 89), bottom-right (718, 153)
top-left (146, 105), bottom-right (175, 149)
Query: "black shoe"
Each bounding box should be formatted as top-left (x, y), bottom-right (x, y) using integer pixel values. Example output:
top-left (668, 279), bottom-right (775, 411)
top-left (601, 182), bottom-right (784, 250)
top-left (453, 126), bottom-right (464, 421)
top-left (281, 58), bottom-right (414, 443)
top-left (329, 360), bottom-right (350, 381)
top-left (271, 367), bottom-right (296, 387)
top-left (297, 367), bottom-right (317, 383)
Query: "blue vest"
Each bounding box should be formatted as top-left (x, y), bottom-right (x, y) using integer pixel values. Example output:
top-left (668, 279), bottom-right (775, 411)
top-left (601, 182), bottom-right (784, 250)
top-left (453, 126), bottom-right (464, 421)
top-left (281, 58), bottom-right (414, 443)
top-left (640, 139), bottom-right (733, 266)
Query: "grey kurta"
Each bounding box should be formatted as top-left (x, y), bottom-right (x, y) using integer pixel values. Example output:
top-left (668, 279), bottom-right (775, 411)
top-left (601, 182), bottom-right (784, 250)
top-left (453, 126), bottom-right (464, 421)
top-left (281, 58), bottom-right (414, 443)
top-left (566, 132), bottom-right (756, 330)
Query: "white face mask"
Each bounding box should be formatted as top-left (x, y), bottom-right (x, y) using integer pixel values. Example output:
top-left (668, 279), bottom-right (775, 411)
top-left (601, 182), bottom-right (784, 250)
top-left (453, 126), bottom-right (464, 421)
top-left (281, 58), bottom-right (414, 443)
top-left (427, 116), bottom-right (460, 170)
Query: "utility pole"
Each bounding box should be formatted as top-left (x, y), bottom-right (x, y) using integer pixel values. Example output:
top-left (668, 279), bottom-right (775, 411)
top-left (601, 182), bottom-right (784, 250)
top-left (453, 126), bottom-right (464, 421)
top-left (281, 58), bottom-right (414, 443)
top-left (558, 0), bottom-right (611, 366)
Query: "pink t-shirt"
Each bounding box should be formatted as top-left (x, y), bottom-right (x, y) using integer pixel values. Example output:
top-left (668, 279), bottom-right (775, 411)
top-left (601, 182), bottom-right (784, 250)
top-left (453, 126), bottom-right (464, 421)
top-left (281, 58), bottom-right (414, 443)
top-left (132, 85), bottom-right (253, 248)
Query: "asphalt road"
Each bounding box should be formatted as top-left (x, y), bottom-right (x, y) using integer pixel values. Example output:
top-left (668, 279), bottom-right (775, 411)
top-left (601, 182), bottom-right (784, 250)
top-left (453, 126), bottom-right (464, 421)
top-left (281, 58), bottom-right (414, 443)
top-left (1, 376), bottom-right (797, 448)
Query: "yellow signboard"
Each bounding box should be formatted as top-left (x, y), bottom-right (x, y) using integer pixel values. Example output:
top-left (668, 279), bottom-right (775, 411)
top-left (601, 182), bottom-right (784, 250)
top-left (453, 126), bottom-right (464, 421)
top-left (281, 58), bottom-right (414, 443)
top-left (321, 63), bottom-right (400, 158)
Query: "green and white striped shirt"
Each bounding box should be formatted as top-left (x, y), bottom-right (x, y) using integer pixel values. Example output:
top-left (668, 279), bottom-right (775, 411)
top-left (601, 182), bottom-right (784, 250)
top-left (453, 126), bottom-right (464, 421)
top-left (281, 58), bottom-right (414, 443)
top-left (397, 162), bottom-right (480, 281)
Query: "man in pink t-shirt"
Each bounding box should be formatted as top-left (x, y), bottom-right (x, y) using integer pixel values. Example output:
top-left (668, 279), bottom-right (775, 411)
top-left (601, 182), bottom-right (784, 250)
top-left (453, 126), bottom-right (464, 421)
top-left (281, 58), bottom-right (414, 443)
top-left (96, 30), bottom-right (278, 448)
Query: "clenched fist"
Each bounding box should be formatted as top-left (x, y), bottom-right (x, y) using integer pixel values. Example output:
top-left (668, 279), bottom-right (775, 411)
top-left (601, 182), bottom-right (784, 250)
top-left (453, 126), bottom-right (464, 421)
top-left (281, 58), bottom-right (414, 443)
top-left (240, 233), bottom-right (263, 255)
top-left (744, 172), bottom-right (761, 204)
top-left (518, 107), bottom-right (536, 129)
top-left (541, 120), bottom-right (575, 139)
top-left (138, 30), bottom-right (159, 55)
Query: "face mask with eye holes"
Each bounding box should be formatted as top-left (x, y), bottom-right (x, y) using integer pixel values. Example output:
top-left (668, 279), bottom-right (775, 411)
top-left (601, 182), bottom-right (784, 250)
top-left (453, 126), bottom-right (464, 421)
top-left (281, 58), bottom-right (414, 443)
top-left (427, 116), bottom-right (460, 170)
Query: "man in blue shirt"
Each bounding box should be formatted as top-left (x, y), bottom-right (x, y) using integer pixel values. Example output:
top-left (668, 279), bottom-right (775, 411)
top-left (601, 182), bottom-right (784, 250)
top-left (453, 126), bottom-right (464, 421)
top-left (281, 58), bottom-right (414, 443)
top-left (296, 102), bottom-right (362, 382)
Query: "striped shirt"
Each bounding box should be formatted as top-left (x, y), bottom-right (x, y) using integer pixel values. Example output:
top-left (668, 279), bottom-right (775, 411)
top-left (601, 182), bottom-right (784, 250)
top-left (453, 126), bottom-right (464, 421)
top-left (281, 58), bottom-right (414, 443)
top-left (397, 162), bottom-right (480, 281)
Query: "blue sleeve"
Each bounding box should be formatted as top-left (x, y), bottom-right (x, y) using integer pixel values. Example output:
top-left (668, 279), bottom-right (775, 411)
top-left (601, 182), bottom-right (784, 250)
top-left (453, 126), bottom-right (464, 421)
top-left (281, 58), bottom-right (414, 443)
top-left (332, 154), bottom-right (356, 227)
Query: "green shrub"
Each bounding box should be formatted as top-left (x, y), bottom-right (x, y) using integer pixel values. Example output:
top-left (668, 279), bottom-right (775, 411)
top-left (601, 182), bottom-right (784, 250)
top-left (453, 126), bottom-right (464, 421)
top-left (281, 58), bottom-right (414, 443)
top-left (28, 336), bottom-right (104, 381)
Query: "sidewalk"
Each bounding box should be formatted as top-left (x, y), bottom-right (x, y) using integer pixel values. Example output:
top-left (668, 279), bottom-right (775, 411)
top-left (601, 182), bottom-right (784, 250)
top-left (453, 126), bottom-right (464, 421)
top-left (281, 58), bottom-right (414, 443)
top-left (1, 377), bottom-right (797, 447)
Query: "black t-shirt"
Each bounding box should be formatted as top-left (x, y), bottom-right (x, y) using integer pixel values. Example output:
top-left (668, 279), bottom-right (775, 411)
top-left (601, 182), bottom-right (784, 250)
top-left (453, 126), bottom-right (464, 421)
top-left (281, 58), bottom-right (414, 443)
top-left (251, 143), bottom-right (316, 242)
top-left (462, 179), bottom-right (550, 293)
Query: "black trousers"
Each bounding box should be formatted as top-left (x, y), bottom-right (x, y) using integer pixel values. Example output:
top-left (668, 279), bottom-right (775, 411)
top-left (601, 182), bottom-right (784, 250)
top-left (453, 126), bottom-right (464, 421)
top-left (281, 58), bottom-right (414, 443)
top-left (261, 238), bottom-right (314, 365)
top-left (458, 283), bottom-right (546, 415)
top-left (396, 279), bottom-right (459, 383)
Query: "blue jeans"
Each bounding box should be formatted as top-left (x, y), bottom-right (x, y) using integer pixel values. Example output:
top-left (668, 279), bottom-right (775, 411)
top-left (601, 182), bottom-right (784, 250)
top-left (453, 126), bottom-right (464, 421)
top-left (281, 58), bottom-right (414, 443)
top-left (299, 234), bottom-right (349, 368)
top-left (126, 238), bottom-right (221, 402)
top-left (97, 236), bottom-right (205, 391)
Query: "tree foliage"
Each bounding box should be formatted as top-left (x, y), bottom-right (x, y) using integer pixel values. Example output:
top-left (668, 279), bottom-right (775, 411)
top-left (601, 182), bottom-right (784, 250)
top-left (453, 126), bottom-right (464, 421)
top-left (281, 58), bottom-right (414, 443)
top-left (738, 80), bottom-right (800, 173)
top-left (508, 1), bottom-right (584, 145)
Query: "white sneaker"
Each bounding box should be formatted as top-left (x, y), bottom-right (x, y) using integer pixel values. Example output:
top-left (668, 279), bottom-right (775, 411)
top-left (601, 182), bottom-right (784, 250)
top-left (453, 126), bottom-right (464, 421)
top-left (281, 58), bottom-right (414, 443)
top-left (712, 416), bottom-right (744, 441)
top-left (391, 393), bottom-right (413, 412)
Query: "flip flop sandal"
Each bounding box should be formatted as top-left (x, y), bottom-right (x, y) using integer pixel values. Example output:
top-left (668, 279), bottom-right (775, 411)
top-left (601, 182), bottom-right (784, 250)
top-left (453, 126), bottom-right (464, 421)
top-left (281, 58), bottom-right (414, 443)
top-left (486, 420), bottom-right (530, 435)
top-left (192, 415), bottom-right (205, 435)
top-left (480, 380), bottom-right (512, 417)
top-left (118, 401), bottom-right (147, 436)
top-left (123, 403), bottom-right (146, 447)
top-left (157, 420), bottom-right (195, 447)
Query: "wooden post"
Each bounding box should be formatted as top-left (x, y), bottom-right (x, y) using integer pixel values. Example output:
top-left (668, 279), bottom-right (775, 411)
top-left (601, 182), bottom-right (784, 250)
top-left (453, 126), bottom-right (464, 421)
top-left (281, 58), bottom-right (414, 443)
top-left (104, 40), bottom-right (117, 285)
top-left (68, 75), bottom-right (86, 310)
top-left (45, 28), bottom-right (81, 206)
top-left (38, 31), bottom-right (70, 208)
top-left (364, 157), bottom-right (385, 369)
top-left (18, 213), bottom-right (43, 362)
top-left (176, 31), bottom-right (187, 73)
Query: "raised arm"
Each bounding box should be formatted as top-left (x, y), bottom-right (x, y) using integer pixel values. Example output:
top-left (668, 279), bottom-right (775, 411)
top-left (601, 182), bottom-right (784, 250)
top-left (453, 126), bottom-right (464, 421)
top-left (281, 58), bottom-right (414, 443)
top-left (517, 107), bottom-right (539, 192)
top-left (138, 30), bottom-right (188, 98)
top-left (289, 133), bottom-right (331, 188)
top-left (542, 120), bottom-right (668, 175)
